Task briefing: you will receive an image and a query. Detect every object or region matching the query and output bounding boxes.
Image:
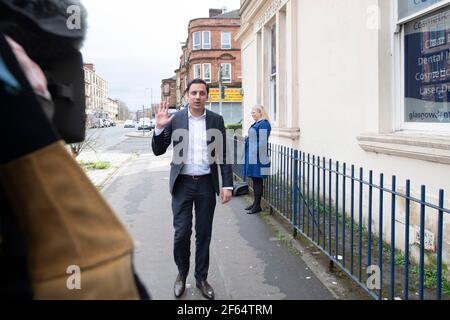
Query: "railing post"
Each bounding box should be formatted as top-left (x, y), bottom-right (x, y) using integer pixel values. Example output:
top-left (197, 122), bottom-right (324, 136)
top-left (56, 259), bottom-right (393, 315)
top-left (358, 168), bottom-right (363, 283)
top-left (312, 155), bottom-right (316, 242)
top-left (350, 165), bottom-right (355, 276)
top-left (390, 176), bottom-right (396, 300)
top-left (322, 157), bottom-right (326, 250)
top-left (342, 162), bottom-right (346, 269)
top-left (307, 154), bottom-right (311, 237)
top-left (437, 189), bottom-right (444, 301)
top-left (378, 173), bottom-right (384, 300)
top-left (419, 185), bottom-right (426, 300)
top-left (335, 161), bottom-right (339, 262)
top-left (293, 150), bottom-right (299, 231)
top-left (404, 180), bottom-right (410, 301)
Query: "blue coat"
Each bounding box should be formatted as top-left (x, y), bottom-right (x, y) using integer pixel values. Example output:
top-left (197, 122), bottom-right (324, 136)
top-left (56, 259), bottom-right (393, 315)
top-left (243, 119), bottom-right (271, 178)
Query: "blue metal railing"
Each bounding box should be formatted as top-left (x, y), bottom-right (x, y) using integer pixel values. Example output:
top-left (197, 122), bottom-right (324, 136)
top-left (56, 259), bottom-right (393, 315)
top-left (230, 135), bottom-right (450, 300)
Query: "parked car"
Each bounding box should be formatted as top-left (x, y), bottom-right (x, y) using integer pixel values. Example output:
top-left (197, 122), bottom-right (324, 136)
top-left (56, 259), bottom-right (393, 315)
top-left (138, 118), bottom-right (151, 131)
top-left (124, 119), bottom-right (135, 128)
top-left (93, 117), bottom-right (104, 128)
top-left (103, 118), bottom-right (113, 127)
top-left (150, 119), bottom-right (156, 129)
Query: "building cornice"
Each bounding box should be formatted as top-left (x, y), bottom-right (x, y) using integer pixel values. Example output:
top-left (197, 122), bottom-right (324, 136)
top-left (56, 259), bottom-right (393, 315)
top-left (240, 0), bottom-right (251, 15)
top-left (189, 24), bottom-right (241, 31)
top-left (237, 0), bottom-right (289, 40)
top-left (239, 0), bottom-right (269, 25)
top-left (189, 18), bottom-right (240, 29)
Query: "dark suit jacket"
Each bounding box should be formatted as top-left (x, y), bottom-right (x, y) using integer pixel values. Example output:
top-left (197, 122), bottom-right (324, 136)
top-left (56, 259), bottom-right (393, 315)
top-left (152, 108), bottom-right (233, 195)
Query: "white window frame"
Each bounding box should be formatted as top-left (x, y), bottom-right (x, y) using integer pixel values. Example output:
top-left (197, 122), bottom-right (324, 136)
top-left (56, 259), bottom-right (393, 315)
top-left (193, 64), bottom-right (202, 79)
top-left (395, 0), bottom-right (450, 133)
top-left (202, 31), bottom-right (211, 49)
top-left (193, 31), bottom-right (201, 50)
top-left (221, 32), bottom-right (232, 49)
top-left (220, 63), bottom-right (232, 83)
top-left (203, 63), bottom-right (211, 83)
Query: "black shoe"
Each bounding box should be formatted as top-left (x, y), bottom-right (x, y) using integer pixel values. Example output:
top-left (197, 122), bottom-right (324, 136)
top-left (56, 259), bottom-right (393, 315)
top-left (196, 280), bottom-right (215, 300)
top-left (245, 204), bottom-right (254, 211)
top-left (174, 274), bottom-right (186, 298)
top-left (247, 207), bottom-right (262, 214)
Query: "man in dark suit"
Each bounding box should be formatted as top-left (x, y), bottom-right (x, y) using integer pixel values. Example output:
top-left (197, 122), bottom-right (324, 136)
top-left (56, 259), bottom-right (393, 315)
top-left (152, 78), bottom-right (233, 300)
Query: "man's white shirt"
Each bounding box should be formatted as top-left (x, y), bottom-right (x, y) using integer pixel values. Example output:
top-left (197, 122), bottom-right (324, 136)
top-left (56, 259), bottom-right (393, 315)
top-left (154, 108), bottom-right (233, 190)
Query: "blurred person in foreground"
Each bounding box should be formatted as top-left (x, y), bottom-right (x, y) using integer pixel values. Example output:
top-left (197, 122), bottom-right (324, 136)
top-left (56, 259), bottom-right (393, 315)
top-left (0, 0), bottom-right (149, 300)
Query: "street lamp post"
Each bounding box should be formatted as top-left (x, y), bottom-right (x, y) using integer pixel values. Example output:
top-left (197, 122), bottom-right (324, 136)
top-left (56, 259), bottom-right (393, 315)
top-left (218, 65), bottom-right (223, 116)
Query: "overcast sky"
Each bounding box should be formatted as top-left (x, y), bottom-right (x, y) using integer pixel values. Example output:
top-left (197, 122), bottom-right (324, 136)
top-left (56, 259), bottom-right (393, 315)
top-left (81, 0), bottom-right (240, 111)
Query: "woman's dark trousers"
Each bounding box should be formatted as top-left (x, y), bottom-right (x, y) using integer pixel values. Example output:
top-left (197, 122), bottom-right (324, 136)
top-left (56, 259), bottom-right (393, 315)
top-left (251, 177), bottom-right (264, 210)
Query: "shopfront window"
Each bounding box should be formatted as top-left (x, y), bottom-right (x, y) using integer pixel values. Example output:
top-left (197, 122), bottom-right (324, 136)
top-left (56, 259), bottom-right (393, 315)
top-left (403, 5), bottom-right (450, 126)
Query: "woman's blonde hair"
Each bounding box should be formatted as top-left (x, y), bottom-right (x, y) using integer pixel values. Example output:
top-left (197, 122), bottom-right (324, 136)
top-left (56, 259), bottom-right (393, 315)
top-left (253, 104), bottom-right (271, 123)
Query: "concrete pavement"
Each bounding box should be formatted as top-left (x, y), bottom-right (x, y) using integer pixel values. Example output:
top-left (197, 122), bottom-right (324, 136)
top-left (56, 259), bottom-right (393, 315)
top-left (99, 142), bottom-right (366, 300)
top-left (77, 150), bottom-right (135, 189)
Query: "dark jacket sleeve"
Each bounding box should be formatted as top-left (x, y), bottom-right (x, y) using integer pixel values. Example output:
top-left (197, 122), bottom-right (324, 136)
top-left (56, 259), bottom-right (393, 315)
top-left (218, 116), bottom-right (234, 188)
top-left (151, 122), bottom-right (172, 156)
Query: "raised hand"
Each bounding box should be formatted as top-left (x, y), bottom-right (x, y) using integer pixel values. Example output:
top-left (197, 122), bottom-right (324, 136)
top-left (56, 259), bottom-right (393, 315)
top-left (155, 101), bottom-right (174, 129)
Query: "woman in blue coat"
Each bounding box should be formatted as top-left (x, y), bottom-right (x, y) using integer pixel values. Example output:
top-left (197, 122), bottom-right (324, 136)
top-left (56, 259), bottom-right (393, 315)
top-left (243, 105), bottom-right (271, 214)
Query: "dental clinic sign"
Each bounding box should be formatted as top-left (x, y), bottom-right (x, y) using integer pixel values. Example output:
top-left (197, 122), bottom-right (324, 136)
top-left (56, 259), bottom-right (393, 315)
top-left (404, 5), bottom-right (450, 123)
top-left (399, 0), bottom-right (445, 19)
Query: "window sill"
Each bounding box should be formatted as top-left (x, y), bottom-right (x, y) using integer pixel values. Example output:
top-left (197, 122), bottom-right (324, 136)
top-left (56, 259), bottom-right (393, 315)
top-left (356, 132), bottom-right (450, 165)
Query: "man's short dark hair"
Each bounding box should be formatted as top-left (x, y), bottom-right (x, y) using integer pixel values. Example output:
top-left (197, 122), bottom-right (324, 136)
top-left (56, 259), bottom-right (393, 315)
top-left (185, 78), bottom-right (209, 96)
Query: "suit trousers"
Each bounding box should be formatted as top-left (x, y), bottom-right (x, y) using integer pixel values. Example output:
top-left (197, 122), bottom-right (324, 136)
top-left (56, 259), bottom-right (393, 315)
top-left (171, 174), bottom-right (216, 281)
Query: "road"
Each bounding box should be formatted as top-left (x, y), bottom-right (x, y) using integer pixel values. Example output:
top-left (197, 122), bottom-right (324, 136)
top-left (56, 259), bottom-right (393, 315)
top-left (86, 126), bottom-right (138, 152)
top-left (94, 127), bottom-right (340, 300)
